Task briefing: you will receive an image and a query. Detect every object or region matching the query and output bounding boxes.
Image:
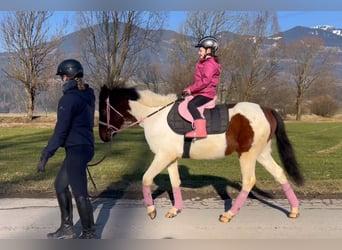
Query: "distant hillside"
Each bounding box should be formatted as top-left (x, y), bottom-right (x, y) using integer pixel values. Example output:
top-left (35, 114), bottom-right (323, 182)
top-left (1, 24), bottom-right (342, 113)
top-left (270, 26), bottom-right (342, 48)
top-left (1, 24), bottom-right (342, 77)
top-left (1, 25), bottom-right (342, 84)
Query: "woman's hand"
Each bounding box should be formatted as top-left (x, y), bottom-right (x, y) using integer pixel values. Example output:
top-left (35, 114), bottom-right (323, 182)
top-left (37, 157), bottom-right (48, 172)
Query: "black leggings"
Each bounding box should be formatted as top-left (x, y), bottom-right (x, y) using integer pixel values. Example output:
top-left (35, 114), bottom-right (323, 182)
top-left (54, 145), bottom-right (94, 198)
top-left (187, 95), bottom-right (212, 120)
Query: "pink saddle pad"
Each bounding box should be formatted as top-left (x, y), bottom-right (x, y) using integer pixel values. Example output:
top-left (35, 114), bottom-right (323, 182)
top-left (178, 95), bottom-right (217, 123)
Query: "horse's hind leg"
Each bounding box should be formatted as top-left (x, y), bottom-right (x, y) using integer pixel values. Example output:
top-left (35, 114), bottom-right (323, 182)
top-left (219, 153), bottom-right (257, 223)
top-left (165, 160), bottom-right (182, 218)
top-left (257, 144), bottom-right (300, 218)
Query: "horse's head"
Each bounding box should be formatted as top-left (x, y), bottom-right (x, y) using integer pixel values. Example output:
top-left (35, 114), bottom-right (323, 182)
top-left (98, 85), bottom-right (140, 142)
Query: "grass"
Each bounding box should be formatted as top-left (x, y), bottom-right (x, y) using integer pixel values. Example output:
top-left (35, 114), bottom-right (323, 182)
top-left (1, 121), bottom-right (342, 199)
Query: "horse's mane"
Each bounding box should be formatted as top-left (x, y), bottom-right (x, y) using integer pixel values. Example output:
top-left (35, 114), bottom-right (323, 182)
top-left (137, 89), bottom-right (177, 107)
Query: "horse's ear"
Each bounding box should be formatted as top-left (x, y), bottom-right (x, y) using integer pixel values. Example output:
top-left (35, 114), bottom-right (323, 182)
top-left (101, 84), bottom-right (108, 91)
top-left (126, 88), bottom-right (140, 101)
top-left (99, 84), bottom-right (109, 100)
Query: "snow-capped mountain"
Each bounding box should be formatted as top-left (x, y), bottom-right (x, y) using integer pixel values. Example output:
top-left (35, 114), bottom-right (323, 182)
top-left (270, 25), bottom-right (342, 48)
top-left (312, 25), bottom-right (342, 37)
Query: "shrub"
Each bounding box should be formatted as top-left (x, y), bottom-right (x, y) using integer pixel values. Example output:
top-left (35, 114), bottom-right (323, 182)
top-left (310, 95), bottom-right (340, 117)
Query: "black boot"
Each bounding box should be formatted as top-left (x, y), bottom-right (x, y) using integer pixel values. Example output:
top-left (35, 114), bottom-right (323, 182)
top-left (75, 196), bottom-right (96, 239)
top-left (47, 190), bottom-right (76, 239)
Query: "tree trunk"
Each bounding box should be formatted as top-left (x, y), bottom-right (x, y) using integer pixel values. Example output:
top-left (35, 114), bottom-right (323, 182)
top-left (295, 95), bottom-right (302, 121)
top-left (25, 87), bottom-right (34, 121)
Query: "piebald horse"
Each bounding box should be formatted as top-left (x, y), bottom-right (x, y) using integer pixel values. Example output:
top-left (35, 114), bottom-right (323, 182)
top-left (98, 85), bottom-right (304, 222)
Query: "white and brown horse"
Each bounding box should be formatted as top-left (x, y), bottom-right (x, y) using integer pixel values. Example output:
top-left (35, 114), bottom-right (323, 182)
top-left (98, 85), bottom-right (304, 222)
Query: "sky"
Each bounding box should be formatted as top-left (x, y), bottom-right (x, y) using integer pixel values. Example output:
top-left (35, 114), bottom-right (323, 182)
top-left (166, 11), bottom-right (342, 32)
top-left (276, 11), bottom-right (342, 30)
top-left (0, 10), bottom-right (341, 42)
top-left (46, 11), bottom-right (342, 36)
top-left (1, 11), bottom-right (327, 52)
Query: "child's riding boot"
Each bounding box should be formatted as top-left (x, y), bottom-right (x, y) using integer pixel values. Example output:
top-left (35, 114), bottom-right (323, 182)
top-left (185, 119), bottom-right (207, 139)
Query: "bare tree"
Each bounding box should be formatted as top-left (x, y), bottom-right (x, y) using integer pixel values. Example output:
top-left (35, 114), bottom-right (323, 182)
top-left (0, 11), bottom-right (64, 120)
top-left (78, 11), bottom-right (165, 90)
top-left (184, 11), bottom-right (237, 39)
top-left (166, 11), bottom-right (236, 96)
top-left (222, 11), bottom-right (281, 103)
top-left (165, 32), bottom-right (198, 95)
top-left (166, 11), bottom-right (281, 104)
top-left (138, 58), bottom-right (163, 93)
top-left (286, 37), bottom-right (338, 120)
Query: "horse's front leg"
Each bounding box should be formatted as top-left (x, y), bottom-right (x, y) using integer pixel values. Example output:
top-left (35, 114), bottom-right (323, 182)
top-left (165, 159), bottom-right (182, 218)
top-left (142, 153), bottom-right (177, 220)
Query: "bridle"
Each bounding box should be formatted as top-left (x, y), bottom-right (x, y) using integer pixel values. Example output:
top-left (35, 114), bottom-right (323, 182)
top-left (95, 95), bottom-right (179, 158)
top-left (87, 95), bottom-right (179, 196)
top-left (90, 97), bottom-right (148, 168)
top-left (98, 97), bottom-right (143, 137)
top-left (89, 97), bottom-right (139, 168)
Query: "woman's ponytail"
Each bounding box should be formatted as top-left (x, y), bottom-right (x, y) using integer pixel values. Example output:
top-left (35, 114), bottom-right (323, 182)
top-left (75, 77), bottom-right (86, 91)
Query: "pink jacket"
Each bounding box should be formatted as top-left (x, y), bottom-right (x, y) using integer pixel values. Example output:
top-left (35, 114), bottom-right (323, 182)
top-left (185, 57), bottom-right (221, 99)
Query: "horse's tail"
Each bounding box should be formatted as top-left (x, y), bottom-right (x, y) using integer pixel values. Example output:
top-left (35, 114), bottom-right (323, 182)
top-left (271, 110), bottom-right (304, 186)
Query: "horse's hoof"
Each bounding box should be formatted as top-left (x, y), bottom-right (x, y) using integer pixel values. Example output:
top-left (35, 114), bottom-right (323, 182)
top-left (165, 209), bottom-right (181, 218)
top-left (288, 212), bottom-right (300, 219)
top-left (148, 209), bottom-right (157, 220)
top-left (219, 214), bottom-right (233, 223)
top-left (288, 208), bottom-right (299, 218)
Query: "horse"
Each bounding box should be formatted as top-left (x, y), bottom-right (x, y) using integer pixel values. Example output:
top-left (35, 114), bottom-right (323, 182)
top-left (98, 85), bottom-right (304, 223)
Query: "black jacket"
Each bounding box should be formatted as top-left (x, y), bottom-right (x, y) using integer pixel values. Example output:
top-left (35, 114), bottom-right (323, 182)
top-left (42, 80), bottom-right (95, 159)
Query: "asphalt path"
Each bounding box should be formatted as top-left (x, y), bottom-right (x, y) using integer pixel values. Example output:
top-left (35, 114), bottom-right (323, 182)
top-left (0, 197), bottom-right (341, 240)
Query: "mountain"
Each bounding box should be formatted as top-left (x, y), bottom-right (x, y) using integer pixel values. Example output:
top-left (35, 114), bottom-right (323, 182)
top-left (270, 26), bottom-right (342, 48)
top-left (267, 25), bottom-right (342, 80)
top-left (1, 25), bottom-right (342, 78)
top-left (312, 25), bottom-right (342, 36)
top-left (2, 24), bottom-right (342, 113)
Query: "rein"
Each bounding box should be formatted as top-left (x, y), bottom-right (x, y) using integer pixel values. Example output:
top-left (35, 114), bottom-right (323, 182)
top-left (99, 97), bottom-right (178, 134)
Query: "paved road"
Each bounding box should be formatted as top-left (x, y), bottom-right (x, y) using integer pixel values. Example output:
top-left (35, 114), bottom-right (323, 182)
top-left (0, 197), bottom-right (341, 239)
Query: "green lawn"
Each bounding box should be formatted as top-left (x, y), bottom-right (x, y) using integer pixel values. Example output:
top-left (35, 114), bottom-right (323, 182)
top-left (1, 122), bottom-right (342, 198)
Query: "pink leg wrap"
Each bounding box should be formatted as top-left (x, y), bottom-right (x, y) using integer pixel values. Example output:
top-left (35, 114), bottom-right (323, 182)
top-left (142, 185), bottom-right (153, 207)
top-left (282, 183), bottom-right (299, 208)
top-left (172, 186), bottom-right (183, 210)
top-left (230, 190), bottom-right (249, 215)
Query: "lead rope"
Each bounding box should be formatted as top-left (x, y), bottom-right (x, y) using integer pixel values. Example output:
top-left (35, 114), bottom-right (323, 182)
top-left (87, 98), bottom-right (121, 196)
top-left (87, 124), bottom-right (118, 197)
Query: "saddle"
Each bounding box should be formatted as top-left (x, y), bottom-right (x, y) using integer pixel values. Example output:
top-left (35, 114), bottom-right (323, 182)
top-left (178, 95), bottom-right (217, 123)
top-left (167, 96), bottom-right (229, 135)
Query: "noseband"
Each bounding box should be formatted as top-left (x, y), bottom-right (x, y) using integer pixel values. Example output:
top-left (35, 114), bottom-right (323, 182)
top-left (98, 97), bottom-right (125, 136)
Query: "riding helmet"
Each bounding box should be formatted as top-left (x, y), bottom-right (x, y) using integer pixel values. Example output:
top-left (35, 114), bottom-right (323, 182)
top-left (195, 36), bottom-right (218, 52)
top-left (56, 59), bottom-right (84, 79)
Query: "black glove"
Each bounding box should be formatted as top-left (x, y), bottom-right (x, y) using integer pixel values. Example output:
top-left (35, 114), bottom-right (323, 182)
top-left (37, 157), bottom-right (48, 172)
top-left (181, 90), bottom-right (189, 98)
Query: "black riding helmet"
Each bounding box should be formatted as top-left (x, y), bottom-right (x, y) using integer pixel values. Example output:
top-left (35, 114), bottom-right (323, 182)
top-left (195, 36), bottom-right (218, 52)
top-left (56, 59), bottom-right (84, 79)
